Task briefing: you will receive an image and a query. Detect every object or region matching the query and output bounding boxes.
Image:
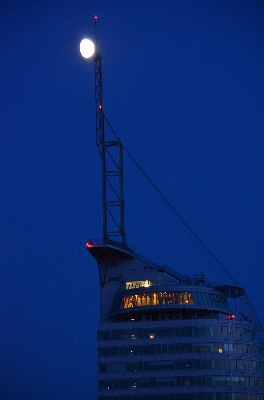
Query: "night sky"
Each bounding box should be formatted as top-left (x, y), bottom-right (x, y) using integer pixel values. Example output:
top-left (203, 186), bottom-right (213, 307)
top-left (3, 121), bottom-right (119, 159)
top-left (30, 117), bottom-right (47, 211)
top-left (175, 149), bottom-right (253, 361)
top-left (2, 1), bottom-right (264, 399)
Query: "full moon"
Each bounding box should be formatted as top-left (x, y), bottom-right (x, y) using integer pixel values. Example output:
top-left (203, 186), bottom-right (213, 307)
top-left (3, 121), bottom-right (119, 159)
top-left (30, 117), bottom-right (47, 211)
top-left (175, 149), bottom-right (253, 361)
top-left (80, 39), bottom-right (95, 58)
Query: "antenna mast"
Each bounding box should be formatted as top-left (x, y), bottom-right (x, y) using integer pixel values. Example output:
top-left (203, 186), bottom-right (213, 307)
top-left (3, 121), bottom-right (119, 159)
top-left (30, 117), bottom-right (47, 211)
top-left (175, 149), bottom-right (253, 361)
top-left (94, 16), bottom-right (126, 244)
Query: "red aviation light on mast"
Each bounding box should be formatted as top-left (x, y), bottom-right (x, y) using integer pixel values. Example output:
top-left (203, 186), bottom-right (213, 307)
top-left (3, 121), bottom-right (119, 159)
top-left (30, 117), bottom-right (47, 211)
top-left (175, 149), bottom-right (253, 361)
top-left (228, 314), bottom-right (235, 320)
top-left (86, 240), bottom-right (94, 248)
top-left (98, 104), bottom-right (102, 110)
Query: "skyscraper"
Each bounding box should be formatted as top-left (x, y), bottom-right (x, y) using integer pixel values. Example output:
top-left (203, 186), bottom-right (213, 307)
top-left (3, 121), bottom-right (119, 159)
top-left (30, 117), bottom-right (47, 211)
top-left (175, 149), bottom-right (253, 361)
top-left (87, 238), bottom-right (264, 400)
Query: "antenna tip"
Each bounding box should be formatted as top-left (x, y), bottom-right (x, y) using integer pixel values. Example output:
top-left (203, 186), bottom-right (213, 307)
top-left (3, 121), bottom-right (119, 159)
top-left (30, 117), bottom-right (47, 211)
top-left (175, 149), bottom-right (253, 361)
top-left (94, 15), bottom-right (98, 20)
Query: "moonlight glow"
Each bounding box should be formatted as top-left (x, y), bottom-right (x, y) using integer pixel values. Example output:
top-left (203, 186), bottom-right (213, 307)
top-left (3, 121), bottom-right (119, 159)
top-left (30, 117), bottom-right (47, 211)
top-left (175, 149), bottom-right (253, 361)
top-left (80, 39), bottom-right (95, 58)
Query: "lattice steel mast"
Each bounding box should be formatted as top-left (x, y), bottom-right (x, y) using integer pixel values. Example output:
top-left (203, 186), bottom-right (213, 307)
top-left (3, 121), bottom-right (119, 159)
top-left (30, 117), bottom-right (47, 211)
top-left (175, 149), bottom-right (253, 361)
top-left (94, 18), bottom-right (126, 244)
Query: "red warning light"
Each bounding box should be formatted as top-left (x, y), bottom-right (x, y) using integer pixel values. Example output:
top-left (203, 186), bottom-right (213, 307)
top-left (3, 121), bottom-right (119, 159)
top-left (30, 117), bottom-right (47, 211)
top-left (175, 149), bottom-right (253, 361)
top-left (94, 15), bottom-right (98, 20)
top-left (228, 314), bottom-right (235, 320)
top-left (98, 104), bottom-right (102, 109)
top-left (86, 240), bottom-right (93, 248)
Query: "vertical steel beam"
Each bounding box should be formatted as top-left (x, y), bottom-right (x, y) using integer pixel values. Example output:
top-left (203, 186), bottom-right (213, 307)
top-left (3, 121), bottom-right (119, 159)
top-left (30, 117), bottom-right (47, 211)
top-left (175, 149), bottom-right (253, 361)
top-left (94, 53), bottom-right (107, 241)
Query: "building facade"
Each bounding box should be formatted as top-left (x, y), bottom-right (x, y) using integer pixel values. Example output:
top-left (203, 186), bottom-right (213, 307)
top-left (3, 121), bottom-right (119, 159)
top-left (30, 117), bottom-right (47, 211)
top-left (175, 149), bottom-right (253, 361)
top-left (87, 239), bottom-right (264, 400)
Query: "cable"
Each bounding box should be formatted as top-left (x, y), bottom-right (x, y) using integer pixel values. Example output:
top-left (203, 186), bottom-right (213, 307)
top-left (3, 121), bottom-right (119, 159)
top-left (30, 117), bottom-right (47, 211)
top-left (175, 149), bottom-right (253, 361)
top-left (103, 113), bottom-right (237, 285)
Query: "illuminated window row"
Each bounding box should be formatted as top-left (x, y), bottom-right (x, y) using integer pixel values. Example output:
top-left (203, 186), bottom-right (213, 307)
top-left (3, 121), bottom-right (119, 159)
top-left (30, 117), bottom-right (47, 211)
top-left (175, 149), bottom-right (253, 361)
top-left (120, 291), bottom-right (229, 309)
top-left (99, 358), bottom-right (264, 373)
top-left (122, 292), bottom-right (194, 308)
top-left (98, 375), bottom-right (263, 390)
top-left (99, 395), bottom-right (263, 400)
top-left (98, 326), bottom-right (256, 341)
top-left (98, 342), bottom-right (264, 357)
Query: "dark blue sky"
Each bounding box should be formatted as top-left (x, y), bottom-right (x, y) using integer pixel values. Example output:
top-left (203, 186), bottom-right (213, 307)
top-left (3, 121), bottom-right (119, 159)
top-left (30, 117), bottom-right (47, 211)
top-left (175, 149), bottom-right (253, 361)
top-left (2, 1), bottom-right (264, 399)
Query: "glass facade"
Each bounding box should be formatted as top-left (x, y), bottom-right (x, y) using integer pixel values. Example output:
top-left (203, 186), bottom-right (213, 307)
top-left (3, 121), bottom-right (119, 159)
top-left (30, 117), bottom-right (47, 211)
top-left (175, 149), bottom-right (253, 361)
top-left (98, 325), bottom-right (256, 341)
top-left (98, 322), bottom-right (264, 398)
top-left (98, 375), bottom-right (264, 390)
top-left (98, 342), bottom-right (264, 357)
top-left (99, 359), bottom-right (264, 373)
top-left (98, 395), bottom-right (263, 400)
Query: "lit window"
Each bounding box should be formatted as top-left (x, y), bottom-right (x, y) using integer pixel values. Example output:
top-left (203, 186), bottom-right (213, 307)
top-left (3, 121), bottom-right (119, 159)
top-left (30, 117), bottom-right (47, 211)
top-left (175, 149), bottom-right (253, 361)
top-left (218, 348), bottom-right (223, 353)
top-left (150, 333), bottom-right (155, 339)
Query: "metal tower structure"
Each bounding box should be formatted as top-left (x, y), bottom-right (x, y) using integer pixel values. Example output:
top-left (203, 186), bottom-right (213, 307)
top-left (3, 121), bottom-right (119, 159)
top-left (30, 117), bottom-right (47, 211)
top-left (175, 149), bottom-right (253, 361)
top-left (94, 43), bottom-right (126, 245)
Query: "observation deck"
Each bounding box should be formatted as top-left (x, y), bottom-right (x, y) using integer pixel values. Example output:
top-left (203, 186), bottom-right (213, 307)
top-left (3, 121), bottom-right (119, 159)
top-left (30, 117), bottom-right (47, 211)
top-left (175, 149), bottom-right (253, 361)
top-left (108, 284), bottom-right (233, 321)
